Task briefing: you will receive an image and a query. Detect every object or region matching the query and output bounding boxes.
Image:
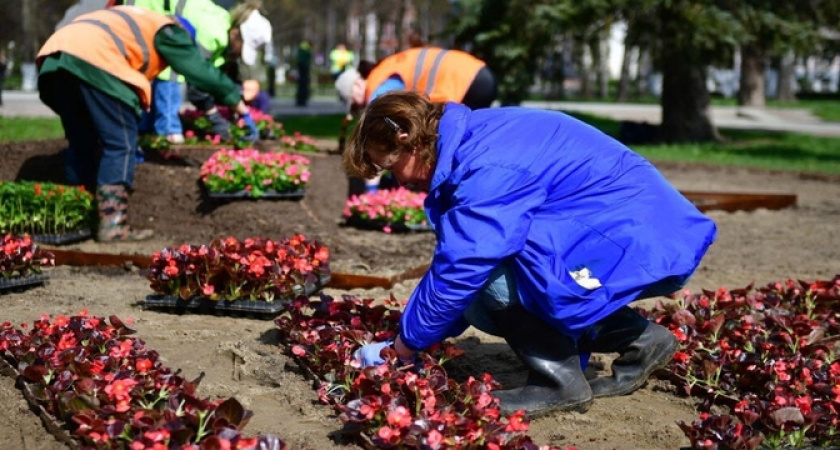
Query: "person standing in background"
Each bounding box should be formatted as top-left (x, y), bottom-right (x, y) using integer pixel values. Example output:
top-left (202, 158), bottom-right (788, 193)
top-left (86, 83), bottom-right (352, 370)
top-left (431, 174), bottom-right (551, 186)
top-left (335, 46), bottom-right (497, 193)
top-left (403, 22), bottom-right (425, 49)
top-left (230, 1), bottom-right (274, 100)
top-left (295, 40), bottom-right (312, 107)
top-left (121, 0), bottom-right (235, 143)
top-left (0, 48), bottom-right (7, 107)
top-left (329, 43), bottom-right (355, 81)
top-left (37, 6), bottom-right (258, 242)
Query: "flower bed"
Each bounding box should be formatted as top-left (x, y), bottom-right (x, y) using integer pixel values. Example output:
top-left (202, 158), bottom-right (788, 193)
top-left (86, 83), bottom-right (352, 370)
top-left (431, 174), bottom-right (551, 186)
top-left (200, 149), bottom-right (311, 199)
top-left (343, 187), bottom-right (430, 233)
top-left (644, 276), bottom-right (840, 449)
top-left (1, 234), bottom-right (54, 293)
top-left (141, 109), bottom-right (320, 165)
top-left (278, 132), bottom-right (319, 153)
top-left (275, 294), bottom-right (577, 450)
top-left (181, 107), bottom-right (285, 142)
top-left (0, 311), bottom-right (287, 449)
top-left (0, 181), bottom-right (94, 244)
top-left (146, 235), bottom-right (330, 315)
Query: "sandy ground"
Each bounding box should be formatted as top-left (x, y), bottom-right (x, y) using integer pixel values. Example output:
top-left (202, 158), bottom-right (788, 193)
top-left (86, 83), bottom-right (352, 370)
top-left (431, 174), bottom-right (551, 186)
top-left (1, 139), bottom-right (838, 449)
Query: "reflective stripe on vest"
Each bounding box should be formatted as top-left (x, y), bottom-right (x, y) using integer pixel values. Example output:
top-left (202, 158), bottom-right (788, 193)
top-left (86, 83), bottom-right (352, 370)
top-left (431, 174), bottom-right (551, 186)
top-left (424, 50), bottom-right (448, 95)
top-left (105, 9), bottom-right (151, 74)
top-left (411, 48), bottom-right (428, 91)
top-left (73, 19), bottom-right (129, 60)
top-left (366, 47), bottom-right (485, 104)
top-left (68, 11), bottom-right (152, 76)
top-left (37, 6), bottom-right (173, 110)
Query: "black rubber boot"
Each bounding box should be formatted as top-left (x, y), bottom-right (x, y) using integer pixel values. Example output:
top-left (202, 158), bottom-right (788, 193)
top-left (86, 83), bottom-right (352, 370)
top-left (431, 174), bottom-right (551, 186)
top-left (489, 303), bottom-right (593, 417)
top-left (579, 306), bottom-right (678, 398)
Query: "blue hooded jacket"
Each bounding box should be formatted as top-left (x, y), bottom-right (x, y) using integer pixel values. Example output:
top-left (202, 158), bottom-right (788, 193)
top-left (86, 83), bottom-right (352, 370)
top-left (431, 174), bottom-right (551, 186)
top-left (398, 103), bottom-right (717, 351)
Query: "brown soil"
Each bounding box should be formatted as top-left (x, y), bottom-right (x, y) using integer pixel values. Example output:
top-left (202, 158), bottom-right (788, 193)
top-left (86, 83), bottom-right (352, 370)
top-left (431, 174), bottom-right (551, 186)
top-left (1, 139), bottom-right (839, 450)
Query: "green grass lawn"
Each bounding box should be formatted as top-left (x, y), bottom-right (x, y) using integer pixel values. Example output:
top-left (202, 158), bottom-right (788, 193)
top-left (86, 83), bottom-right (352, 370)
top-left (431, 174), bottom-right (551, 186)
top-left (0, 117), bottom-right (65, 143)
top-left (632, 131), bottom-right (840, 175)
top-left (5, 111), bottom-right (840, 176)
top-left (278, 113), bottom-right (350, 137)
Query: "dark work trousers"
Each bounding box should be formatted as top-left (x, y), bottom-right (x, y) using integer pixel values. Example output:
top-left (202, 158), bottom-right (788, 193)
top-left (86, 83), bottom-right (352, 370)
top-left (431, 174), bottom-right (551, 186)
top-left (38, 70), bottom-right (138, 191)
top-left (186, 84), bottom-right (217, 112)
top-left (462, 66), bottom-right (498, 110)
top-left (295, 65), bottom-right (310, 106)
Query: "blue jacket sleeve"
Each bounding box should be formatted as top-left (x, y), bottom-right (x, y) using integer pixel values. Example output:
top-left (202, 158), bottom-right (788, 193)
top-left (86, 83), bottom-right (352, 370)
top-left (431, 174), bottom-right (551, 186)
top-left (399, 165), bottom-right (547, 350)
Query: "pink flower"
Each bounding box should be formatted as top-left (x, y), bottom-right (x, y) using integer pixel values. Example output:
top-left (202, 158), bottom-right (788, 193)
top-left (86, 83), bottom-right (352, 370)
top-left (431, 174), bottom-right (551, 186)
top-left (426, 430), bottom-right (443, 448)
top-left (377, 425), bottom-right (400, 444)
top-left (109, 339), bottom-right (134, 359)
top-left (387, 405), bottom-right (412, 428)
top-left (135, 359), bottom-right (153, 373)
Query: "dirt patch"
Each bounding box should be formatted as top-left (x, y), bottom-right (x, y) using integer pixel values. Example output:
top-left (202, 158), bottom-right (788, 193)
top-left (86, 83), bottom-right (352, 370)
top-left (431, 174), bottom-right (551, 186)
top-left (1, 139), bottom-right (839, 449)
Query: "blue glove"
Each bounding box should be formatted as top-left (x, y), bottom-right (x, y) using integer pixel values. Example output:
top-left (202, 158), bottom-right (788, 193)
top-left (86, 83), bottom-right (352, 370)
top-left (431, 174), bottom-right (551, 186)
top-left (354, 340), bottom-right (392, 367)
top-left (240, 112), bottom-right (259, 142)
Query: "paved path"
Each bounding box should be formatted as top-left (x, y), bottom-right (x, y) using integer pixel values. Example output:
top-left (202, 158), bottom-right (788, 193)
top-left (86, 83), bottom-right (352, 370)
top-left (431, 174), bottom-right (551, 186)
top-left (4, 90), bottom-right (840, 137)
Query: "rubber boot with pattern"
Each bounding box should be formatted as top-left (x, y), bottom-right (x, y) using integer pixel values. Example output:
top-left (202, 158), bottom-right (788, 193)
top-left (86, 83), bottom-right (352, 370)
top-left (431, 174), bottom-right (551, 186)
top-left (96, 185), bottom-right (154, 242)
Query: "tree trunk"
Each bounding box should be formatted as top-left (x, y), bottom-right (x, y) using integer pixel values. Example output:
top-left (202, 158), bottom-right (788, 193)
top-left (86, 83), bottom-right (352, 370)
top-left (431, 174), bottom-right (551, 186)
top-left (576, 38), bottom-right (592, 99)
top-left (596, 29), bottom-right (609, 99)
top-left (22, 0), bottom-right (35, 61)
top-left (659, 7), bottom-right (719, 143)
top-left (634, 48), bottom-right (651, 98)
top-left (616, 41), bottom-right (634, 101)
top-left (776, 50), bottom-right (797, 102)
top-left (738, 44), bottom-right (766, 107)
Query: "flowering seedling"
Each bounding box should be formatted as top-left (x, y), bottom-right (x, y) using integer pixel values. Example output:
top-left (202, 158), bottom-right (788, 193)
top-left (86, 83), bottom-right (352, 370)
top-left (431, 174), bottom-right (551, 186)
top-left (0, 311), bottom-right (287, 449)
top-left (344, 187), bottom-right (429, 233)
top-left (0, 181), bottom-right (94, 236)
top-left (644, 276), bottom-right (840, 449)
top-left (279, 132), bottom-right (319, 153)
top-left (200, 149), bottom-right (311, 198)
top-left (147, 235), bottom-right (330, 302)
top-left (1, 234), bottom-right (54, 279)
top-left (276, 294), bottom-right (578, 450)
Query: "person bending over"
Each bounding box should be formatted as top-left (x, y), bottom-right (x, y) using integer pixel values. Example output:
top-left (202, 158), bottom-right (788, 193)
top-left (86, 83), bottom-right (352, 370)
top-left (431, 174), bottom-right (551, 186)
top-left (37, 6), bottom-right (258, 242)
top-left (344, 91), bottom-right (717, 417)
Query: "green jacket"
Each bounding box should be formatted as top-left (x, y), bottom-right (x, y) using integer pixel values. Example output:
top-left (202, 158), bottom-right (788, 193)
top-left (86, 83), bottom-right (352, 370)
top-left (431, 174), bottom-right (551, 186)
top-left (39, 23), bottom-right (240, 115)
top-left (125, 0), bottom-right (231, 82)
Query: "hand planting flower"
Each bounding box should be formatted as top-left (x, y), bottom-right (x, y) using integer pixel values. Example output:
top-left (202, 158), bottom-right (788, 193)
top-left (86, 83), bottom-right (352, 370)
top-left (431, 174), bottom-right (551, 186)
top-left (344, 187), bottom-right (428, 233)
top-left (182, 107), bottom-right (285, 144)
top-left (354, 340), bottom-right (392, 367)
top-left (275, 294), bottom-right (577, 450)
top-left (200, 149), bottom-right (312, 198)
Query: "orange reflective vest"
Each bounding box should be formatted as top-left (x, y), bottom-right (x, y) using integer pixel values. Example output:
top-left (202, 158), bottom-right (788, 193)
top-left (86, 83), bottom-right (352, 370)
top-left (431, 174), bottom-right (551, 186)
top-left (37, 6), bottom-right (173, 110)
top-left (365, 47), bottom-right (486, 104)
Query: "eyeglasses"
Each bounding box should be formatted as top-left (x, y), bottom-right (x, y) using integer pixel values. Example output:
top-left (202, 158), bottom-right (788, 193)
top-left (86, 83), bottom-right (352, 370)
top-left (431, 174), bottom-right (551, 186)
top-left (369, 152), bottom-right (400, 172)
top-left (367, 117), bottom-right (403, 172)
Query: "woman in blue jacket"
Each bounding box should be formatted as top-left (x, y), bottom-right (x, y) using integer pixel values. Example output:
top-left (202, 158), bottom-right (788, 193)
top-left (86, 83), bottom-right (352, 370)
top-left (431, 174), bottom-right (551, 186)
top-left (344, 91), bottom-right (717, 416)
